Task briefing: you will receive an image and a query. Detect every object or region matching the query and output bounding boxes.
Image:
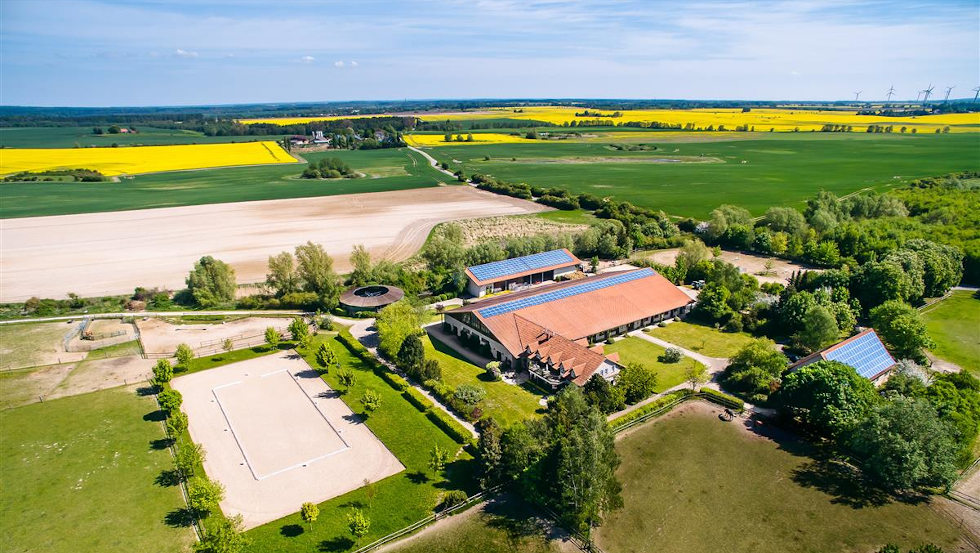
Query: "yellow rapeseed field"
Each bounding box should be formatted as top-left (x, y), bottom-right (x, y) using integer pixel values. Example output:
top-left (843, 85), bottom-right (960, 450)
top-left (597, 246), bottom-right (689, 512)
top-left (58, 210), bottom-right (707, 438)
top-left (242, 106), bottom-right (980, 133)
top-left (405, 133), bottom-right (534, 147)
top-left (0, 141), bottom-right (296, 176)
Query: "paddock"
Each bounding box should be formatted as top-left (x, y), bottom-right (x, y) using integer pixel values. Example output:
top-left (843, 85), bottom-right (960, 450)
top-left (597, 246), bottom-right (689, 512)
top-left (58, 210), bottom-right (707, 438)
top-left (171, 351), bottom-right (403, 528)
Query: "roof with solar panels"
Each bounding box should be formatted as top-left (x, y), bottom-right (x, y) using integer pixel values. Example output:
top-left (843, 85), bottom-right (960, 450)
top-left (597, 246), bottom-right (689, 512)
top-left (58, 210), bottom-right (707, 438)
top-left (790, 328), bottom-right (897, 381)
top-left (451, 268), bottom-right (694, 359)
top-left (465, 248), bottom-right (581, 285)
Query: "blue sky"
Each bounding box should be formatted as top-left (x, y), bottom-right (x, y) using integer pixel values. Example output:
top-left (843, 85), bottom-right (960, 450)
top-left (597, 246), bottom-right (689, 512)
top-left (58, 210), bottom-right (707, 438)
top-left (1, 0), bottom-right (978, 107)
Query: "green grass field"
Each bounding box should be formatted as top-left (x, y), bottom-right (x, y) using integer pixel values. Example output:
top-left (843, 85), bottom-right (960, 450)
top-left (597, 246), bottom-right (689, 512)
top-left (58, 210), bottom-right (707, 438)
top-left (922, 290), bottom-right (980, 375)
top-left (428, 133), bottom-right (980, 218)
top-left (596, 404), bottom-right (962, 553)
top-left (425, 334), bottom-right (545, 427)
top-left (245, 333), bottom-right (476, 552)
top-left (646, 321), bottom-right (755, 358)
top-left (603, 336), bottom-right (704, 392)
top-left (388, 494), bottom-right (562, 553)
top-left (0, 126), bottom-right (287, 149)
top-left (0, 387), bottom-right (195, 553)
top-left (0, 147), bottom-right (446, 218)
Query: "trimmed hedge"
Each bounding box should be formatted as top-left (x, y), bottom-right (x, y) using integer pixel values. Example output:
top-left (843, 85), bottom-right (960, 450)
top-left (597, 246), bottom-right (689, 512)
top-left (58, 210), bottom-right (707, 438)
top-left (426, 408), bottom-right (474, 445)
top-left (403, 387), bottom-right (434, 412)
top-left (380, 370), bottom-right (409, 391)
top-left (609, 389), bottom-right (693, 430)
top-left (698, 388), bottom-right (745, 410)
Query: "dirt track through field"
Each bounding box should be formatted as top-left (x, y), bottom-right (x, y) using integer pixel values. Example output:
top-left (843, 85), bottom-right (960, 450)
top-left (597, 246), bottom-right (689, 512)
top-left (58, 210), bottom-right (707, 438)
top-left (0, 187), bottom-right (546, 302)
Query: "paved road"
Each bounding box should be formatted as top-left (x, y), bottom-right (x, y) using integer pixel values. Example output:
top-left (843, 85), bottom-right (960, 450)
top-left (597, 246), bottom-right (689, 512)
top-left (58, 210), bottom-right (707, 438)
top-left (407, 145), bottom-right (475, 185)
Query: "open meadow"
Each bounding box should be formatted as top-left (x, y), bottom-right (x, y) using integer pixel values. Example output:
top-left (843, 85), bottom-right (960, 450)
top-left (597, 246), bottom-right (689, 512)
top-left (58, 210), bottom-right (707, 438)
top-left (0, 386), bottom-right (195, 553)
top-left (0, 186), bottom-right (546, 302)
top-left (0, 141), bottom-right (296, 177)
top-left (0, 148), bottom-right (444, 218)
top-left (602, 336), bottom-right (703, 392)
top-left (922, 290), bottom-right (980, 375)
top-left (596, 402), bottom-right (964, 553)
top-left (427, 132), bottom-right (980, 218)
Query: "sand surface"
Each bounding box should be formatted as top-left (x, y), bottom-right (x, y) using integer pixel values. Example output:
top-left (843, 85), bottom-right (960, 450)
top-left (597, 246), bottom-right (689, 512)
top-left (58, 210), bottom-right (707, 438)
top-left (640, 248), bottom-right (821, 285)
top-left (0, 187), bottom-right (546, 302)
top-left (172, 351), bottom-right (403, 528)
top-left (137, 316), bottom-right (290, 357)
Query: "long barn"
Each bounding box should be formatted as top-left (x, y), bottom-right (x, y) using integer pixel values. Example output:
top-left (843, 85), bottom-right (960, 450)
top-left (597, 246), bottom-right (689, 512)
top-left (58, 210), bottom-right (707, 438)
top-left (444, 267), bottom-right (695, 389)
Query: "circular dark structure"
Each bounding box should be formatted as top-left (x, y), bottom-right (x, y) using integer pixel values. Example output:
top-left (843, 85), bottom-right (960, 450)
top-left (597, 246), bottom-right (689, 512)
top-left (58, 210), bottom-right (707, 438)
top-left (339, 285), bottom-right (405, 315)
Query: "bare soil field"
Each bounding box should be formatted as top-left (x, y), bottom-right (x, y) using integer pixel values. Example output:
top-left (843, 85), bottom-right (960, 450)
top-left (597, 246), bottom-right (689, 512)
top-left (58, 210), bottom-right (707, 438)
top-left (66, 318), bottom-right (137, 352)
top-left (137, 316), bottom-right (291, 357)
top-left (0, 364), bottom-right (74, 410)
top-left (48, 354), bottom-right (155, 400)
top-left (0, 321), bottom-right (87, 371)
top-left (172, 351), bottom-right (403, 528)
top-left (442, 215), bottom-right (589, 247)
top-left (0, 187), bottom-right (546, 302)
top-left (637, 248), bottom-right (821, 285)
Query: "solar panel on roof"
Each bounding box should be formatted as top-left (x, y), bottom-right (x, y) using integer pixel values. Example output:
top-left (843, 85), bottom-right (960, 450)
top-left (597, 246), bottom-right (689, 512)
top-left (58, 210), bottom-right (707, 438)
top-left (478, 268), bottom-right (655, 318)
top-left (823, 331), bottom-right (894, 379)
top-left (468, 249), bottom-right (575, 282)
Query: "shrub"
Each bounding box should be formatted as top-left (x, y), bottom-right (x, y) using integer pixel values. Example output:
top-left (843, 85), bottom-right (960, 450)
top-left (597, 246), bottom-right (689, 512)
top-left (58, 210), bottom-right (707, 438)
top-left (484, 361), bottom-right (502, 381)
top-left (403, 387), bottom-right (434, 412)
top-left (378, 370), bottom-right (409, 391)
top-left (698, 388), bottom-right (744, 410)
top-left (658, 322), bottom-right (667, 327)
top-left (426, 409), bottom-right (473, 444)
top-left (659, 348), bottom-right (683, 364)
top-left (609, 389), bottom-right (693, 429)
top-left (454, 384), bottom-right (487, 407)
top-left (360, 389), bottom-right (383, 412)
top-left (158, 389), bottom-right (183, 413)
top-left (153, 359), bottom-right (174, 383)
top-left (441, 489), bottom-right (469, 510)
top-left (418, 359), bottom-right (442, 381)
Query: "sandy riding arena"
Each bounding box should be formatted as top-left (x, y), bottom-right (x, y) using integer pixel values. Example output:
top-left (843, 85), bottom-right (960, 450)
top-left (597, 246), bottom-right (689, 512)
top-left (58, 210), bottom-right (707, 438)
top-left (0, 187), bottom-right (546, 302)
top-left (136, 317), bottom-right (290, 358)
top-left (638, 248), bottom-right (821, 285)
top-left (171, 352), bottom-right (403, 528)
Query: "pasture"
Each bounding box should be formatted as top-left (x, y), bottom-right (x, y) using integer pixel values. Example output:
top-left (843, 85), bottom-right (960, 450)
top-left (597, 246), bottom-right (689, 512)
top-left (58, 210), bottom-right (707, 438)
top-left (646, 321), bottom-right (755, 359)
top-left (0, 148), bottom-right (444, 219)
top-left (0, 386), bottom-right (195, 553)
top-left (0, 125), bottom-right (286, 149)
top-left (596, 402), bottom-right (963, 553)
top-left (922, 290), bottom-right (980, 375)
top-left (0, 141), bottom-right (295, 177)
top-left (428, 132), bottom-right (980, 218)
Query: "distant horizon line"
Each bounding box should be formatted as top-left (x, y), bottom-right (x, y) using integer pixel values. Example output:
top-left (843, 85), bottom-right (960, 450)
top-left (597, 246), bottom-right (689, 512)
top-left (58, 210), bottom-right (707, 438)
top-left (2, 97), bottom-right (975, 111)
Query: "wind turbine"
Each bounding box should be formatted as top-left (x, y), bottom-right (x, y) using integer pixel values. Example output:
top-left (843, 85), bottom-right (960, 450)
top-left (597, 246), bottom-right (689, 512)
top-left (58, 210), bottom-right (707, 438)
top-left (922, 84), bottom-right (935, 103)
top-left (943, 85), bottom-right (955, 104)
top-left (885, 85), bottom-right (896, 102)
top-left (915, 90), bottom-right (923, 102)
top-left (853, 91), bottom-right (862, 102)
top-left (973, 86), bottom-right (980, 103)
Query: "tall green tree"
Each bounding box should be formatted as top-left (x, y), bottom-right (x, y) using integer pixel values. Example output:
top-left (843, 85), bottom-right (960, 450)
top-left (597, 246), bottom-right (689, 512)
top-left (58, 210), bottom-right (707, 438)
top-left (195, 514), bottom-right (249, 553)
top-left (616, 362), bottom-right (658, 404)
top-left (188, 478), bottom-right (225, 517)
top-left (295, 242), bottom-right (341, 308)
top-left (869, 300), bottom-right (934, 361)
top-left (375, 302), bottom-right (423, 359)
top-left (175, 442), bottom-right (204, 480)
top-left (849, 397), bottom-right (958, 491)
top-left (287, 317), bottom-right (309, 342)
top-left (721, 338), bottom-right (786, 403)
top-left (396, 333), bottom-right (424, 373)
top-left (153, 359), bottom-right (174, 384)
top-left (175, 343), bottom-right (194, 368)
top-left (186, 256), bottom-right (236, 307)
top-left (477, 418), bottom-right (504, 489)
top-left (264, 327), bottom-right (280, 350)
top-left (798, 304), bottom-right (840, 352)
top-left (774, 360), bottom-right (878, 439)
top-left (349, 244), bottom-right (373, 287)
top-left (266, 251), bottom-right (298, 297)
top-left (583, 374), bottom-right (625, 414)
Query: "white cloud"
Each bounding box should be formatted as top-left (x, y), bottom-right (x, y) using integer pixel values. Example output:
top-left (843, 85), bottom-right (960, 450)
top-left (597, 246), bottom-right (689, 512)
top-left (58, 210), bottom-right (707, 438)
top-left (300, 55), bottom-right (315, 63)
top-left (350, 60), bottom-right (358, 67)
top-left (175, 48), bottom-right (198, 58)
top-left (334, 60), bottom-right (345, 67)
top-left (790, 70), bottom-right (801, 76)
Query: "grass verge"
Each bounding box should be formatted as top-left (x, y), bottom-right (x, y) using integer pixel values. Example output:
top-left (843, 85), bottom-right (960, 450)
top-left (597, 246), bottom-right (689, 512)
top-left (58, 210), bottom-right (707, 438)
top-left (922, 290), bottom-right (980, 375)
top-left (646, 321), bottom-right (754, 358)
top-left (603, 336), bottom-right (704, 392)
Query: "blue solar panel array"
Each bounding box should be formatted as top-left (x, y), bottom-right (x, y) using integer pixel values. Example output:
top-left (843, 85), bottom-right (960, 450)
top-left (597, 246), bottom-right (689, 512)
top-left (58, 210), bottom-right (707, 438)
top-left (823, 331), bottom-right (895, 379)
top-left (478, 268), bottom-right (655, 318)
top-left (468, 249), bottom-right (574, 282)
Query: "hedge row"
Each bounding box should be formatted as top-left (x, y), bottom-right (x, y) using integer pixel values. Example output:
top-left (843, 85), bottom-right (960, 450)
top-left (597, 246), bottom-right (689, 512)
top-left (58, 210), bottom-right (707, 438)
top-left (403, 387), bottom-right (434, 412)
top-left (609, 389), bottom-right (693, 430)
top-left (698, 388), bottom-right (745, 410)
top-left (335, 329), bottom-right (473, 446)
top-left (426, 408), bottom-right (474, 445)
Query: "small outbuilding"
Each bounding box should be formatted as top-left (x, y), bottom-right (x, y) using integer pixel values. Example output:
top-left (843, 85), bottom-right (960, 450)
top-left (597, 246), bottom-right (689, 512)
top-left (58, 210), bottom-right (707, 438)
top-left (339, 285), bottom-right (405, 316)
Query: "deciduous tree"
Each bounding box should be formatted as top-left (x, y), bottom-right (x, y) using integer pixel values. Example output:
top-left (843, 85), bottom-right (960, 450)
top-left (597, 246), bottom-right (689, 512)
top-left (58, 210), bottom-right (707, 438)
top-left (616, 362), bottom-right (658, 404)
top-left (266, 252), bottom-right (298, 297)
top-left (301, 502), bottom-right (319, 531)
top-left (186, 256), bottom-right (236, 307)
top-left (188, 478), bottom-right (225, 517)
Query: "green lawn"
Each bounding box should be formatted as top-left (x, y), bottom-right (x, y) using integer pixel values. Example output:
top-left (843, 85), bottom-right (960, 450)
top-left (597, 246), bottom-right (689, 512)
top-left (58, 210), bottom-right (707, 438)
top-left (533, 209), bottom-right (597, 225)
top-left (389, 494), bottom-right (562, 553)
top-left (0, 148), bottom-right (446, 218)
top-left (596, 405), bottom-right (962, 553)
top-left (603, 336), bottom-right (704, 392)
top-left (245, 333), bottom-right (476, 552)
top-left (429, 133), bottom-right (980, 218)
top-left (85, 339), bottom-right (142, 359)
top-left (0, 321), bottom-right (75, 371)
top-left (0, 125), bottom-right (288, 149)
top-left (424, 334), bottom-right (545, 427)
top-left (922, 290), bottom-right (980, 375)
top-left (0, 387), bottom-right (195, 553)
top-left (646, 321), bottom-right (755, 358)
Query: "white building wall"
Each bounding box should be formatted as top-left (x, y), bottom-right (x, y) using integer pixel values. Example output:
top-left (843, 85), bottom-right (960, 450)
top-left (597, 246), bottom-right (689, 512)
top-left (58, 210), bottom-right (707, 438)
top-left (443, 316), bottom-right (513, 363)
